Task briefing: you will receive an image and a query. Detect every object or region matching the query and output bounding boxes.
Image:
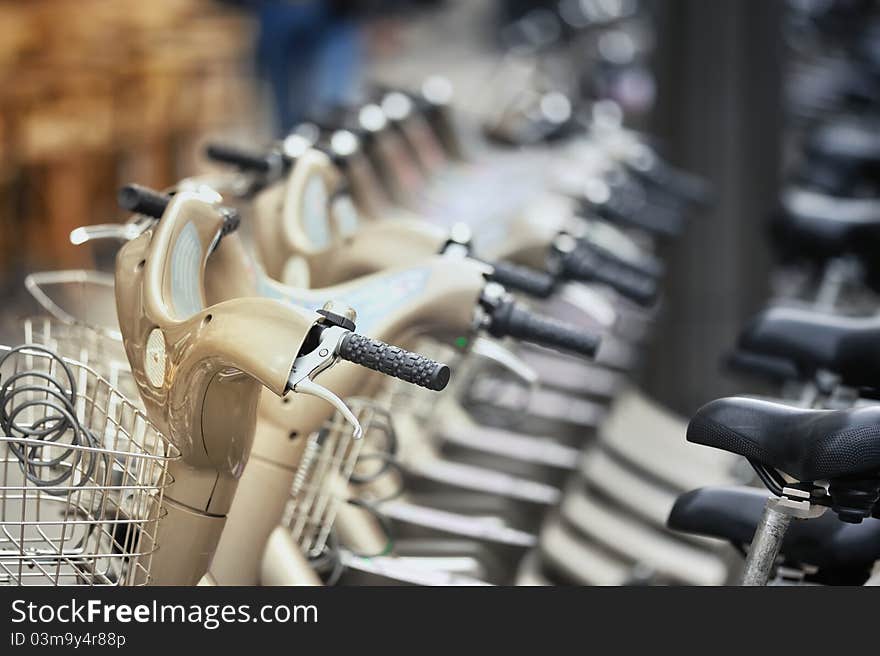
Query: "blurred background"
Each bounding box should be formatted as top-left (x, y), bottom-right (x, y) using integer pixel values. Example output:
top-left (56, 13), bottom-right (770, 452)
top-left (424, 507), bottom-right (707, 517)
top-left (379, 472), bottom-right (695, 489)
top-left (0, 0), bottom-right (785, 415)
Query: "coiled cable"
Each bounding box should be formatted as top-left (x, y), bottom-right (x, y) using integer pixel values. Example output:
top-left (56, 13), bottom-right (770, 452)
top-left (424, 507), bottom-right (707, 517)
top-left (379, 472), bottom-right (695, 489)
top-left (0, 344), bottom-right (102, 491)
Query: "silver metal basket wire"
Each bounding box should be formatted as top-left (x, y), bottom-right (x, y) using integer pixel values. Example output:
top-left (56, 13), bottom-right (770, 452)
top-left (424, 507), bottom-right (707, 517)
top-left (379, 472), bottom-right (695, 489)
top-left (23, 271), bottom-right (139, 406)
top-left (24, 271), bottom-right (121, 341)
top-left (0, 344), bottom-right (178, 586)
top-left (281, 398), bottom-right (400, 558)
top-left (22, 317), bottom-right (138, 406)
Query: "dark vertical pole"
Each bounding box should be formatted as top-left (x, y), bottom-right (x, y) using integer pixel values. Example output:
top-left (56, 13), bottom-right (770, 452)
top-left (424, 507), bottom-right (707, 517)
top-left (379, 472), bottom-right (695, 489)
top-left (642, 0), bottom-right (784, 414)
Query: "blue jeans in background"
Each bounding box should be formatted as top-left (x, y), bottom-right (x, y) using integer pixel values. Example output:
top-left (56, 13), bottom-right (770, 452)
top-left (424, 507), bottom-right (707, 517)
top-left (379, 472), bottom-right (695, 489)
top-left (255, 1), bottom-right (365, 134)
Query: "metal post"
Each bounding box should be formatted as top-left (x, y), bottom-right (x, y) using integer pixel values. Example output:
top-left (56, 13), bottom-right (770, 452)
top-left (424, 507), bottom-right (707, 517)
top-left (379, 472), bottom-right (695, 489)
top-left (741, 498), bottom-right (792, 586)
top-left (644, 0), bottom-right (783, 413)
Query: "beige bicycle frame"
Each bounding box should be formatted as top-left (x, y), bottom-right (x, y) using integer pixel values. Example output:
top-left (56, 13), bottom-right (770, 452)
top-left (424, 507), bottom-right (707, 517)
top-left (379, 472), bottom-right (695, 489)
top-left (251, 147), bottom-right (571, 289)
top-left (114, 192), bottom-right (321, 585)
top-left (204, 233), bottom-right (488, 584)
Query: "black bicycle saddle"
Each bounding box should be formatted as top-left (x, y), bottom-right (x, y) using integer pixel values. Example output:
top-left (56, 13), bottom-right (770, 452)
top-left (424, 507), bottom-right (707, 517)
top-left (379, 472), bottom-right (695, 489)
top-left (738, 305), bottom-right (880, 387)
top-left (800, 115), bottom-right (880, 195)
top-left (807, 115), bottom-right (880, 168)
top-left (687, 396), bottom-right (880, 482)
top-left (774, 187), bottom-right (880, 259)
top-left (668, 486), bottom-right (880, 581)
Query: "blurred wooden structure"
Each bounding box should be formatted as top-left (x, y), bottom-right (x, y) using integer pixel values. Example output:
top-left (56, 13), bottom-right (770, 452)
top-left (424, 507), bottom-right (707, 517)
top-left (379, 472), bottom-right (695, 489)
top-left (0, 0), bottom-right (255, 275)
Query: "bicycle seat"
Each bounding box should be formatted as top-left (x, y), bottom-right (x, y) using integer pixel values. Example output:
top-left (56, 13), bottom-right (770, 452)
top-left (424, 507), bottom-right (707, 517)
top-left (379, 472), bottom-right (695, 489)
top-left (800, 116), bottom-right (880, 195)
top-left (806, 115), bottom-right (880, 167)
top-left (687, 396), bottom-right (880, 481)
top-left (738, 305), bottom-right (880, 387)
top-left (775, 187), bottom-right (880, 257)
top-left (668, 486), bottom-right (880, 578)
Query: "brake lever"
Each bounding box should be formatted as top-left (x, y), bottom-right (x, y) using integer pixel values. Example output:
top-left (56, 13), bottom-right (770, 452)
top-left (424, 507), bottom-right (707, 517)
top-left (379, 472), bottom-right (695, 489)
top-left (70, 184), bottom-right (225, 245)
top-left (70, 216), bottom-right (154, 245)
top-left (287, 324), bottom-right (363, 440)
top-left (462, 336), bottom-right (539, 427)
top-left (470, 336), bottom-right (539, 389)
top-left (556, 281), bottom-right (618, 328)
top-left (572, 217), bottom-right (654, 267)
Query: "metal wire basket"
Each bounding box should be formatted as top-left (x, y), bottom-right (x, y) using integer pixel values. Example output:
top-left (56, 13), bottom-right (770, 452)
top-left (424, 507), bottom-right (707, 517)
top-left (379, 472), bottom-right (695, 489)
top-left (25, 270), bottom-right (121, 340)
top-left (23, 270), bottom-right (139, 406)
top-left (22, 317), bottom-right (138, 407)
top-left (280, 398), bottom-right (400, 558)
top-left (0, 344), bottom-right (178, 586)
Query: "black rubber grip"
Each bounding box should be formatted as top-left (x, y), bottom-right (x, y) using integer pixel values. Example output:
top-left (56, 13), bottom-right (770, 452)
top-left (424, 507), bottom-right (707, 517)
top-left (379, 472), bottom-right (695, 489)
top-left (205, 143), bottom-right (276, 172)
top-left (337, 333), bottom-right (450, 391)
top-left (559, 246), bottom-right (658, 306)
top-left (590, 190), bottom-right (685, 237)
top-left (658, 163), bottom-right (714, 208)
top-left (489, 260), bottom-right (557, 298)
top-left (487, 300), bottom-right (600, 358)
top-left (118, 184), bottom-right (170, 219)
top-left (632, 160), bottom-right (714, 208)
top-left (118, 184), bottom-right (239, 240)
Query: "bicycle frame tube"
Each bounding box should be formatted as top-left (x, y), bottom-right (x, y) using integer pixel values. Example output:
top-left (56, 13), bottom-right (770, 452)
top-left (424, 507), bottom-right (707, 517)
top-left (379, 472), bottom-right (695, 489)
top-left (115, 193), bottom-right (319, 585)
top-left (250, 145), bottom-right (577, 287)
top-left (205, 234), bottom-right (487, 584)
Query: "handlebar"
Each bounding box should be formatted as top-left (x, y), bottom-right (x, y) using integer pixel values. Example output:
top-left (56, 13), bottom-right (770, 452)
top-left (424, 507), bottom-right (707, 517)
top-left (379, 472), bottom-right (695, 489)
top-left (204, 143), bottom-right (281, 173)
top-left (552, 243), bottom-right (658, 307)
top-left (118, 184), bottom-right (170, 219)
top-left (484, 294), bottom-right (600, 358)
top-left (337, 332), bottom-right (450, 391)
top-left (630, 158), bottom-right (714, 209)
top-left (587, 188), bottom-right (685, 237)
top-left (441, 234), bottom-right (558, 299)
top-left (489, 260), bottom-right (557, 298)
top-left (578, 233), bottom-right (665, 278)
top-left (118, 184), bottom-right (240, 238)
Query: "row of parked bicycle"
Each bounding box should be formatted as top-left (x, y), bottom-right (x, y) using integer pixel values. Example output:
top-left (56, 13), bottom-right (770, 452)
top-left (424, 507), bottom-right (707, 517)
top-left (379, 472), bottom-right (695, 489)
top-left (3, 0), bottom-right (879, 586)
top-left (667, 0), bottom-right (880, 586)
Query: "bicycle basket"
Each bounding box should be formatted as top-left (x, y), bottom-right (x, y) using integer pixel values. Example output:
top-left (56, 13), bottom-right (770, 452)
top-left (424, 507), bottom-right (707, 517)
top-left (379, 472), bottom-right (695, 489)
top-left (280, 398), bottom-right (400, 558)
top-left (25, 270), bottom-right (121, 341)
top-left (22, 316), bottom-right (138, 407)
top-left (0, 344), bottom-right (178, 585)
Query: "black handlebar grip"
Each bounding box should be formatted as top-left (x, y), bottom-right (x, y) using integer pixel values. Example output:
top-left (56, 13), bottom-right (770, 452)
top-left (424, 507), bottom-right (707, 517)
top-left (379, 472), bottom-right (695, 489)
top-left (487, 301), bottom-right (600, 358)
top-left (118, 184), bottom-right (170, 219)
top-left (591, 193), bottom-right (685, 237)
top-left (560, 247), bottom-right (658, 307)
top-left (489, 260), bottom-right (557, 298)
top-left (645, 160), bottom-right (714, 208)
top-left (337, 333), bottom-right (451, 391)
top-left (205, 143), bottom-right (275, 173)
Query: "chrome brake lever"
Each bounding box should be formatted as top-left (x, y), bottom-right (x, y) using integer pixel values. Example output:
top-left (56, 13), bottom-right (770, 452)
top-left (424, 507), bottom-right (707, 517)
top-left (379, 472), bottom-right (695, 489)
top-left (552, 284), bottom-right (618, 329)
top-left (572, 217), bottom-right (650, 264)
top-left (70, 182), bottom-right (226, 246)
top-left (447, 337), bottom-right (539, 424)
top-left (294, 378), bottom-right (362, 440)
top-left (70, 217), bottom-right (154, 245)
top-left (470, 337), bottom-right (538, 389)
top-left (287, 325), bottom-right (363, 440)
